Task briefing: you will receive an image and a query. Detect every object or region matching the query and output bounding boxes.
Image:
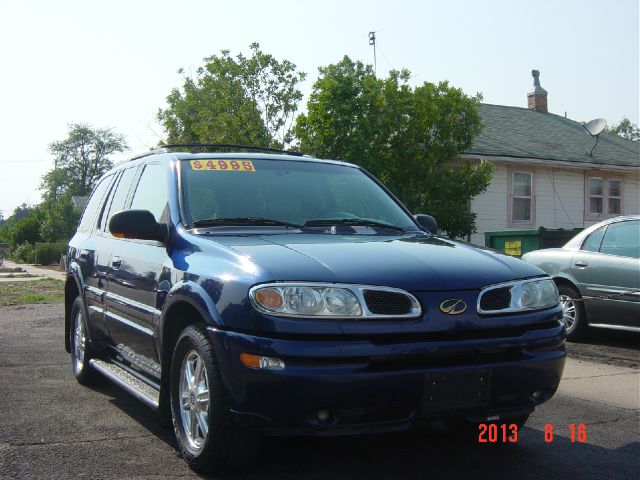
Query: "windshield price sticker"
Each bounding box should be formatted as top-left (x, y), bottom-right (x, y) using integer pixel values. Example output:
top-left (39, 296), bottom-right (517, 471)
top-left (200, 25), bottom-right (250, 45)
top-left (190, 159), bottom-right (255, 172)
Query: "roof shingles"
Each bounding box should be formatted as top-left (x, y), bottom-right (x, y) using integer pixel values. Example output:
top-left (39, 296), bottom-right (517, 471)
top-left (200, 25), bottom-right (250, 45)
top-left (468, 104), bottom-right (640, 168)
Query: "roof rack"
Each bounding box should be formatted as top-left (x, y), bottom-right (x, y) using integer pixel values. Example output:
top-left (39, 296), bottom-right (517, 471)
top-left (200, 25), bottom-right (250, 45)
top-left (126, 148), bottom-right (169, 162)
top-left (159, 143), bottom-right (304, 157)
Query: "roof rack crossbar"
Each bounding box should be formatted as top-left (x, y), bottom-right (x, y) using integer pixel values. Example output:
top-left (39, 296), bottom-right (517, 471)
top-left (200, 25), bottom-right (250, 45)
top-left (159, 143), bottom-right (304, 157)
top-left (127, 148), bottom-right (169, 162)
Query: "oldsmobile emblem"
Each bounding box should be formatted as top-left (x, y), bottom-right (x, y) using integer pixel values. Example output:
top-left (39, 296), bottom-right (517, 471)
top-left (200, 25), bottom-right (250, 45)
top-left (439, 299), bottom-right (467, 315)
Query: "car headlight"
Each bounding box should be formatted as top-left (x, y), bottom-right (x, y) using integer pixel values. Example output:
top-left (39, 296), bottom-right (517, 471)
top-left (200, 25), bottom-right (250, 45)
top-left (478, 278), bottom-right (560, 314)
top-left (250, 283), bottom-right (422, 318)
top-left (251, 285), bottom-right (362, 317)
top-left (520, 279), bottom-right (559, 310)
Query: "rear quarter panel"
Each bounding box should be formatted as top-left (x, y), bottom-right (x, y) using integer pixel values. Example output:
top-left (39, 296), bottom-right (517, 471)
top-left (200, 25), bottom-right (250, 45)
top-left (522, 249), bottom-right (577, 286)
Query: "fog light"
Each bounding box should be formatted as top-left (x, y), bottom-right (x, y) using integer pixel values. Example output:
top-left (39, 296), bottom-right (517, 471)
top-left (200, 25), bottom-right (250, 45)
top-left (240, 353), bottom-right (285, 370)
top-left (317, 409), bottom-right (331, 423)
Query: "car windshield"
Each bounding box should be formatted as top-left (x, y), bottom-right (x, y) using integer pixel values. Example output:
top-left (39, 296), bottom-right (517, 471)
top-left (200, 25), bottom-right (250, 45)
top-left (180, 158), bottom-right (418, 232)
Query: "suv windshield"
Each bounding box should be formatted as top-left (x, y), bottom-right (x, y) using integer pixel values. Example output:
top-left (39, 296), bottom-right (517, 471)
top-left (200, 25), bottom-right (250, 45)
top-left (180, 158), bottom-right (418, 232)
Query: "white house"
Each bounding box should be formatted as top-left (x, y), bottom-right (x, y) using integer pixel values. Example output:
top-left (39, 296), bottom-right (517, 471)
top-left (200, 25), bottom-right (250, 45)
top-left (464, 71), bottom-right (640, 247)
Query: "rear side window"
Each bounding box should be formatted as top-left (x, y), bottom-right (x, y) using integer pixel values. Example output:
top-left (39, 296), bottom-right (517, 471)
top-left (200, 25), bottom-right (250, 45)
top-left (581, 227), bottom-right (605, 253)
top-left (100, 167), bottom-right (138, 232)
top-left (77, 175), bottom-right (114, 233)
top-left (130, 164), bottom-right (169, 222)
top-left (599, 220), bottom-right (640, 258)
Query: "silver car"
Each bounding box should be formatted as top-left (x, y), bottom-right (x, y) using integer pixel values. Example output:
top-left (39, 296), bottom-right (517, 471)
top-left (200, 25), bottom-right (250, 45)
top-left (522, 216), bottom-right (640, 339)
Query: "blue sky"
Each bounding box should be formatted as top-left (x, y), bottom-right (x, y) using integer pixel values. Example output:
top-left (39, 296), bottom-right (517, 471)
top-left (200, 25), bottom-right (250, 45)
top-left (1, 0), bottom-right (638, 215)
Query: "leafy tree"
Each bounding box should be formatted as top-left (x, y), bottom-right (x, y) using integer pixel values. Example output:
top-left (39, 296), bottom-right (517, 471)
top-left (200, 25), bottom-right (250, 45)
top-left (43, 123), bottom-right (128, 199)
top-left (39, 194), bottom-right (81, 243)
top-left (606, 117), bottom-right (639, 141)
top-left (296, 56), bottom-right (492, 238)
top-left (0, 204), bottom-right (35, 244)
top-left (11, 203), bottom-right (33, 222)
top-left (158, 43), bottom-right (306, 148)
top-left (8, 207), bottom-right (44, 247)
top-left (0, 195), bottom-right (80, 250)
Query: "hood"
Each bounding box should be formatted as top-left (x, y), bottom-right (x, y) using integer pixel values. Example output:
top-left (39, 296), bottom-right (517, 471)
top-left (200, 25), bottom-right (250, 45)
top-left (206, 232), bottom-right (544, 291)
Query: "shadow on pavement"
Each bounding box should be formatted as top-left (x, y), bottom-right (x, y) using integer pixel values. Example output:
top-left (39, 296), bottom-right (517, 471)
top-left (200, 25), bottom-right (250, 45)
top-left (88, 380), bottom-right (640, 480)
top-left (571, 329), bottom-right (640, 350)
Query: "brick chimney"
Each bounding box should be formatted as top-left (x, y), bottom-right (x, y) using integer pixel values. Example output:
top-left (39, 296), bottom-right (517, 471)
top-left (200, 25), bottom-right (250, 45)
top-left (527, 69), bottom-right (548, 113)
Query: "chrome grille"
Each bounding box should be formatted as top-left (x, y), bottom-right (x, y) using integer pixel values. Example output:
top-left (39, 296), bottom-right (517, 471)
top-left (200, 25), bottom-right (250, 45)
top-left (479, 287), bottom-right (512, 311)
top-left (363, 290), bottom-right (413, 315)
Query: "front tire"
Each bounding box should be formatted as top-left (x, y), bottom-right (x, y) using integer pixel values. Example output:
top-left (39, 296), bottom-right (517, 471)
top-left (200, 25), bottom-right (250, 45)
top-left (557, 284), bottom-right (587, 340)
top-left (170, 324), bottom-right (261, 473)
top-left (70, 296), bottom-right (96, 384)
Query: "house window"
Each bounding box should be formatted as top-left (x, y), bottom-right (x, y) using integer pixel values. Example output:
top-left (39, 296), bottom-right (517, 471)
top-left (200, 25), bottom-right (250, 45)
top-left (586, 176), bottom-right (623, 220)
top-left (509, 169), bottom-right (534, 226)
top-left (608, 180), bottom-right (621, 214)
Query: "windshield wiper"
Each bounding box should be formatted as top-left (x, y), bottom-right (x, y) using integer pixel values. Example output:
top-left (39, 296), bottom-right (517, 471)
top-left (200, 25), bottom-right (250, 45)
top-left (303, 218), bottom-right (406, 232)
top-left (191, 217), bottom-right (303, 228)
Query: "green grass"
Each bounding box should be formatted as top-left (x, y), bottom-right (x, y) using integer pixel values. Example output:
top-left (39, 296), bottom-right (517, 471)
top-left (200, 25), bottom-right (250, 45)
top-left (0, 278), bottom-right (64, 306)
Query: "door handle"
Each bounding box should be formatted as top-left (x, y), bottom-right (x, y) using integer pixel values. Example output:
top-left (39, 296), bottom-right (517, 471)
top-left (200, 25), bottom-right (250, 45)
top-left (575, 260), bottom-right (589, 268)
top-left (112, 256), bottom-right (122, 269)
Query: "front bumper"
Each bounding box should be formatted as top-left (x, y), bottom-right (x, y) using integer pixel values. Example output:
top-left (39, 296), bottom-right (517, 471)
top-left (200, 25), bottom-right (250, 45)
top-left (208, 318), bottom-right (566, 435)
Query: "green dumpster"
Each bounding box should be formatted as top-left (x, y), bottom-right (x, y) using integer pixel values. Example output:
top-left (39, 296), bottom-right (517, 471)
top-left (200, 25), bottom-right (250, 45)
top-left (484, 227), bottom-right (585, 257)
top-left (484, 230), bottom-right (541, 257)
top-left (538, 227), bottom-right (583, 249)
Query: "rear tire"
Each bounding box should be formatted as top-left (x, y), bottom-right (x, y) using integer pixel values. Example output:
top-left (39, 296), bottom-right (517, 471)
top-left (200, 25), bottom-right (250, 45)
top-left (70, 296), bottom-right (97, 385)
top-left (170, 324), bottom-right (261, 473)
top-left (557, 284), bottom-right (587, 340)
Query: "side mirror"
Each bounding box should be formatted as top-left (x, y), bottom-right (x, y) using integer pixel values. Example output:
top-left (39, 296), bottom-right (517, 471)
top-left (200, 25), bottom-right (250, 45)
top-left (414, 214), bottom-right (438, 234)
top-left (109, 210), bottom-right (167, 242)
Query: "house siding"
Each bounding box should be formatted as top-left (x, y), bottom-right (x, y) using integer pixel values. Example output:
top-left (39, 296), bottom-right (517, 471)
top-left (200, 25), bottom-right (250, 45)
top-left (470, 162), bottom-right (640, 246)
top-left (623, 172), bottom-right (640, 216)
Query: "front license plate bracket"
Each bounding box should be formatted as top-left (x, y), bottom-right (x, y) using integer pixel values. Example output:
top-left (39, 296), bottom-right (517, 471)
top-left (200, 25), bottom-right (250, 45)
top-left (423, 369), bottom-right (491, 411)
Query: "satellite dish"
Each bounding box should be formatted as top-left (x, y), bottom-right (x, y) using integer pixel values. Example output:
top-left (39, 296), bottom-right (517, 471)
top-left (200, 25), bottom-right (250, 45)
top-left (583, 118), bottom-right (607, 137)
top-left (582, 118), bottom-right (607, 157)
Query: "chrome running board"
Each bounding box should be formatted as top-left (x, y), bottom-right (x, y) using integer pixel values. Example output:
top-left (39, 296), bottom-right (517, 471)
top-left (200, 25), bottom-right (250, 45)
top-left (589, 323), bottom-right (640, 333)
top-left (89, 359), bottom-right (160, 410)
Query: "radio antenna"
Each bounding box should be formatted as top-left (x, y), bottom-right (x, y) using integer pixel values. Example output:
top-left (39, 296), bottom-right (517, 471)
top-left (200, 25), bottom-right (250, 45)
top-left (368, 31), bottom-right (377, 77)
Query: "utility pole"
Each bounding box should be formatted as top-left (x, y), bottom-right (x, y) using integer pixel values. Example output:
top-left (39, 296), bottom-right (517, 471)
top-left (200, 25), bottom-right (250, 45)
top-left (368, 31), bottom-right (377, 77)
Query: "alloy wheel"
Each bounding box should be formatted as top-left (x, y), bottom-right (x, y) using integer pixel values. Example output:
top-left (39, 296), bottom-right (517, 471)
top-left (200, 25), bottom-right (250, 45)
top-left (560, 294), bottom-right (577, 332)
top-left (179, 350), bottom-right (210, 452)
top-left (73, 310), bottom-right (86, 374)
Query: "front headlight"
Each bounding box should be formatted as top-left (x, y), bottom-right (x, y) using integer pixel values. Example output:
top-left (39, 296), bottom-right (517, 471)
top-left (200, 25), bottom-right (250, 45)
top-left (478, 278), bottom-right (560, 314)
top-left (251, 285), bottom-right (363, 317)
top-left (520, 279), bottom-right (559, 310)
top-left (249, 283), bottom-right (422, 318)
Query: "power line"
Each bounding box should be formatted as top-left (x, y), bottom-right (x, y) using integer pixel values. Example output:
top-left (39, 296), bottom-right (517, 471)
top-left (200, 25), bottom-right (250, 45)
top-left (0, 159), bottom-right (52, 164)
top-left (376, 44), bottom-right (395, 71)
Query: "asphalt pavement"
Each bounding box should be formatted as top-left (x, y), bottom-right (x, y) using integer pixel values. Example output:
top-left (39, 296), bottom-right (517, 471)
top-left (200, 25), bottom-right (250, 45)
top-left (0, 303), bottom-right (638, 479)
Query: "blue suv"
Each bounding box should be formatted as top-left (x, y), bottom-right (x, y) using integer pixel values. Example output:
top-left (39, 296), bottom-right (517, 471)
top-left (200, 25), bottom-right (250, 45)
top-left (65, 146), bottom-right (566, 472)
